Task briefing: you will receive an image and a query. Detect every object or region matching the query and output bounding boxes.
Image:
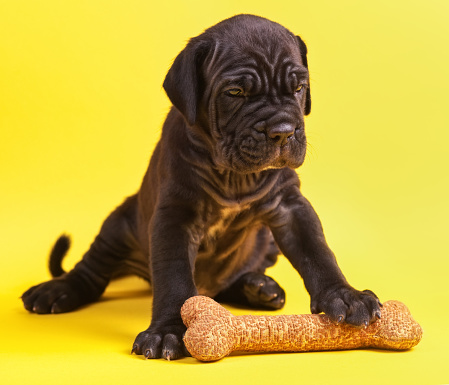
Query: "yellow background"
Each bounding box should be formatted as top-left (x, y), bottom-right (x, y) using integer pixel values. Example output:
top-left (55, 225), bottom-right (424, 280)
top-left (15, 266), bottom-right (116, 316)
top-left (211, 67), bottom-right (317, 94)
top-left (1, 0), bottom-right (448, 383)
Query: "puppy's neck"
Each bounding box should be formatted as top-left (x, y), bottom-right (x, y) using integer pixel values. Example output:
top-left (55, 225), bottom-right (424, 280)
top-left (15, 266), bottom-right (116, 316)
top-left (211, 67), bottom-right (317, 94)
top-left (198, 167), bottom-right (280, 208)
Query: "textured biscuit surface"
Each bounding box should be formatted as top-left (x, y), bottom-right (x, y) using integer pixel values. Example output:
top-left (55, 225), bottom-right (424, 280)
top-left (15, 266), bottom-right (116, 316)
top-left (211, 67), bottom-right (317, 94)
top-left (181, 296), bottom-right (423, 361)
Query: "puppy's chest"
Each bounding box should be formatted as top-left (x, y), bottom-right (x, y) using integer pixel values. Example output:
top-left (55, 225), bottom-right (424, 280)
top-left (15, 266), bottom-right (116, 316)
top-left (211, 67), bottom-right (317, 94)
top-left (197, 203), bottom-right (259, 249)
top-left (205, 207), bottom-right (243, 239)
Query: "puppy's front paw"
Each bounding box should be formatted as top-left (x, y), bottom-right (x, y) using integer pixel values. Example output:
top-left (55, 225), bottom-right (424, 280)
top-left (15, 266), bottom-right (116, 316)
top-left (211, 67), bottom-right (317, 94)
top-left (132, 324), bottom-right (188, 360)
top-left (310, 285), bottom-right (382, 326)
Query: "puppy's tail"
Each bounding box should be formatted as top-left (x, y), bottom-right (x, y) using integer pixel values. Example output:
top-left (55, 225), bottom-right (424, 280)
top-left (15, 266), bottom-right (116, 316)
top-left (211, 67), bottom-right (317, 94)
top-left (48, 235), bottom-right (71, 277)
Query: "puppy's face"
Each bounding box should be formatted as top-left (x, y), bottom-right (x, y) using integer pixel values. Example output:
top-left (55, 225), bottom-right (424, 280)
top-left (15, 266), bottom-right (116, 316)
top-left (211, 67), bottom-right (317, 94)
top-left (206, 38), bottom-right (309, 173)
top-left (164, 15), bottom-right (311, 173)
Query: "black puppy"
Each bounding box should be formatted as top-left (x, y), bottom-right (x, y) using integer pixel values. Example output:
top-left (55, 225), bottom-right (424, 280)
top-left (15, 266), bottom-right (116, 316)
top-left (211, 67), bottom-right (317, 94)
top-left (22, 14), bottom-right (381, 360)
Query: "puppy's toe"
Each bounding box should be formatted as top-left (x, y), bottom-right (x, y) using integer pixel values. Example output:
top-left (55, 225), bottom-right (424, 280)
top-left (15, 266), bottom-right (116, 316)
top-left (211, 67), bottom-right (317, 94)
top-left (21, 278), bottom-right (85, 314)
top-left (132, 325), bottom-right (187, 360)
top-left (311, 285), bottom-right (382, 326)
top-left (243, 273), bottom-right (286, 310)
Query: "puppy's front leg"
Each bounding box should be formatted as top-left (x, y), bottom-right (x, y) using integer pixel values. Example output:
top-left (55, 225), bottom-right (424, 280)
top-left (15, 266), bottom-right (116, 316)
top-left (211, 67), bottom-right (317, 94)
top-left (132, 205), bottom-right (199, 360)
top-left (267, 186), bottom-right (382, 327)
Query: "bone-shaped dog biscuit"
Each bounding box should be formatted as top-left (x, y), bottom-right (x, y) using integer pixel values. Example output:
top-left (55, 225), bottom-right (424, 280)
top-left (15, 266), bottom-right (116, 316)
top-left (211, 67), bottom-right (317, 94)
top-left (181, 296), bottom-right (422, 361)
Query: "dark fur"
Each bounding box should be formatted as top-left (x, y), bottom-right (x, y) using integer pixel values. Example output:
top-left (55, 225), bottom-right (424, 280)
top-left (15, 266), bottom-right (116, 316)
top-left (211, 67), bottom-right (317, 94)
top-left (22, 15), bottom-right (381, 360)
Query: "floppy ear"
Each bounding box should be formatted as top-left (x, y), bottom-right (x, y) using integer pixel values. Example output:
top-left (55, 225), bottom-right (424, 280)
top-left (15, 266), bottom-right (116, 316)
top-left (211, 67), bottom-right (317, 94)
top-left (296, 36), bottom-right (312, 116)
top-left (163, 40), bottom-right (210, 126)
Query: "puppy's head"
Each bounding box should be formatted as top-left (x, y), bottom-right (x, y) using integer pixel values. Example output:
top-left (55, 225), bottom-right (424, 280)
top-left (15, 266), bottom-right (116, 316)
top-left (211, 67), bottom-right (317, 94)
top-left (163, 14), bottom-right (311, 173)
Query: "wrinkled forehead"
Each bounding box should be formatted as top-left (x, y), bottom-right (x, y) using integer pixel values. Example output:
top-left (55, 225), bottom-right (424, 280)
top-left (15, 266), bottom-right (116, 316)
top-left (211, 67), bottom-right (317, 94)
top-left (204, 38), bottom-right (307, 94)
top-left (203, 18), bottom-right (306, 84)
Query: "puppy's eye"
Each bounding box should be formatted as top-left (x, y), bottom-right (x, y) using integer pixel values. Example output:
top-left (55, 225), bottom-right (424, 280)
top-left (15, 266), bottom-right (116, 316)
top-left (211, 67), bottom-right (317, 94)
top-left (225, 88), bottom-right (244, 97)
top-left (295, 84), bottom-right (305, 93)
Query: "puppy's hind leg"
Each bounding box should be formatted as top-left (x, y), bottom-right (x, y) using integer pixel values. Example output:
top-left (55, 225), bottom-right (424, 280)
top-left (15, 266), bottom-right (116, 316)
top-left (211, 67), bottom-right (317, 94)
top-left (215, 229), bottom-right (285, 310)
top-left (22, 195), bottom-right (142, 314)
top-left (215, 272), bottom-right (286, 310)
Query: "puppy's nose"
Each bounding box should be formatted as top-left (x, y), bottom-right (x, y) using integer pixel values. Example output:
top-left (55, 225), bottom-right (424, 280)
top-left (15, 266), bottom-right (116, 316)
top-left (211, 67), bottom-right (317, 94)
top-left (267, 123), bottom-right (296, 146)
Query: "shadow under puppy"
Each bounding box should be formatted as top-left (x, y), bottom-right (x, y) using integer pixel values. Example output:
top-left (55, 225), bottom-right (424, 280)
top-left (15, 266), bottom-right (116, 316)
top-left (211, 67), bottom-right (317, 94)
top-left (22, 14), bottom-right (382, 360)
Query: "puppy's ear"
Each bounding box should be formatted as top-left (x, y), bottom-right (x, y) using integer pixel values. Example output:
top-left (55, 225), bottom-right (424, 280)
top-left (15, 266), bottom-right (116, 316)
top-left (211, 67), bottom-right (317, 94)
top-left (163, 40), bottom-right (210, 126)
top-left (296, 36), bottom-right (312, 116)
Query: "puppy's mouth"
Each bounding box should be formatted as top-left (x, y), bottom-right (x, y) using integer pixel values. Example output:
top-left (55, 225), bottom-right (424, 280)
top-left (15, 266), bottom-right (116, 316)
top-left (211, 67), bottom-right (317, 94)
top-left (232, 135), bottom-right (306, 173)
